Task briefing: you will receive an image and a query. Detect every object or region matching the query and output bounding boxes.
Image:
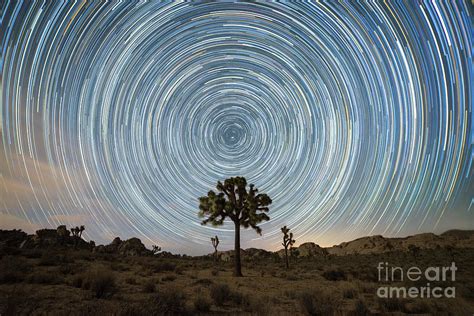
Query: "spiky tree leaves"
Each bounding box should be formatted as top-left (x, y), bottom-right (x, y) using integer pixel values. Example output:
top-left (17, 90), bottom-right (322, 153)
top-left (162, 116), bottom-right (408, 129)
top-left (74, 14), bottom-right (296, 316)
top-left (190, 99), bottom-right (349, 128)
top-left (281, 226), bottom-right (295, 269)
top-left (71, 225), bottom-right (85, 249)
top-left (71, 225), bottom-right (85, 238)
top-left (199, 177), bottom-right (272, 277)
top-left (152, 245), bottom-right (162, 255)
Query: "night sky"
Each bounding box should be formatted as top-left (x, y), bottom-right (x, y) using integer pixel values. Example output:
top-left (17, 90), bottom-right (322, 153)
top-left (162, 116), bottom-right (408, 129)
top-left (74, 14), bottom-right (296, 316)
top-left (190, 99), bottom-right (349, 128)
top-left (1, 2), bottom-right (473, 255)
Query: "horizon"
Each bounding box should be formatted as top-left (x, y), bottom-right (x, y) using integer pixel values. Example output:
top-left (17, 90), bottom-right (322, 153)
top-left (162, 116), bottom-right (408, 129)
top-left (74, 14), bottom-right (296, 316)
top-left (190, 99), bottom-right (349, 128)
top-left (1, 2), bottom-right (473, 256)
top-left (3, 222), bottom-right (474, 257)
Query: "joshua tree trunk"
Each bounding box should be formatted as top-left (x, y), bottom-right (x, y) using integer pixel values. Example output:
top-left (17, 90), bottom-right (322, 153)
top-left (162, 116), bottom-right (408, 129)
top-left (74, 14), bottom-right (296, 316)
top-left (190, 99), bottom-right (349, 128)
top-left (234, 221), bottom-right (243, 277)
top-left (284, 247), bottom-right (289, 269)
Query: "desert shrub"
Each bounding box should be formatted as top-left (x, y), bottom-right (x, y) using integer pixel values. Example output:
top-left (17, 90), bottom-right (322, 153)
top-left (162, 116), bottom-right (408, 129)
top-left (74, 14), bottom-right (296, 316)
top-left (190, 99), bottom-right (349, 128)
top-left (458, 283), bottom-right (474, 299)
top-left (110, 262), bottom-right (128, 271)
top-left (174, 264), bottom-right (185, 275)
top-left (116, 303), bottom-right (147, 316)
top-left (283, 289), bottom-right (299, 300)
top-left (355, 268), bottom-right (378, 282)
top-left (1, 246), bottom-right (21, 256)
top-left (193, 294), bottom-right (211, 312)
top-left (138, 268), bottom-right (152, 277)
top-left (0, 256), bottom-right (28, 283)
top-left (38, 252), bottom-right (58, 266)
top-left (142, 279), bottom-right (156, 293)
top-left (285, 274), bottom-right (298, 281)
top-left (80, 268), bottom-right (116, 298)
top-left (240, 294), bottom-right (272, 315)
top-left (57, 263), bottom-right (77, 275)
top-left (69, 301), bottom-right (108, 315)
top-left (322, 269), bottom-right (346, 281)
top-left (210, 283), bottom-right (231, 306)
top-left (342, 286), bottom-right (358, 299)
top-left (403, 299), bottom-right (432, 313)
top-left (27, 271), bottom-right (63, 284)
top-left (354, 281), bottom-right (376, 294)
top-left (71, 274), bottom-right (83, 288)
top-left (0, 271), bottom-right (23, 283)
top-left (71, 250), bottom-right (93, 261)
top-left (230, 290), bottom-right (245, 305)
top-left (298, 290), bottom-right (339, 316)
top-left (431, 299), bottom-right (473, 315)
top-left (354, 299), bottom-right (369, 316)
top-left (193, 278), bottom-right (213, 286)
top-left (161, 274), bottom-right (176, 282)
top-left (23, 249), bottom-right (42, 259)
top-left (125, 277), bottom-right (137, 285)
top-left (0, 288), bottom-right (27, 315)
top-left (152, 261), bottom-right (176, 273)
top-left (150, 287), bottom-right (186, 314)
top-left (377, 297), bottom-right (406, 312)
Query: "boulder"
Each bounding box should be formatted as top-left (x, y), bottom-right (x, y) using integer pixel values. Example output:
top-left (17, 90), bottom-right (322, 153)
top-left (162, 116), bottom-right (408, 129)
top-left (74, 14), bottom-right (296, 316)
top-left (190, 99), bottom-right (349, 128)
top-left (298, 242), bottom-right (328, 257)
top-left (277, 242), bottom-right (327, 258)
top-left (0, 229), bottom-right (28, 248)
top-left (99, 237), bottom-right (151, 256)
top-left (117, 237), bottom-right (149, 256)
top-left (244, 248), bottom-right (274, 260)
top-left (20, 226), bottom-right (93, 250)
top-left (33, 228), bottom-right (63, 247)
top-left (56, 225), bottom-right (70, 238)
top-left (216, 249), bottom-right (246, 262)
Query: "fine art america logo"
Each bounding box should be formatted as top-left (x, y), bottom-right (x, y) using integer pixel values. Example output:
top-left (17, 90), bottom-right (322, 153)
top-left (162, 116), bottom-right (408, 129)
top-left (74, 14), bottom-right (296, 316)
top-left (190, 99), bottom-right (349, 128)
top-left (376, 262), bottom-right (457, 298)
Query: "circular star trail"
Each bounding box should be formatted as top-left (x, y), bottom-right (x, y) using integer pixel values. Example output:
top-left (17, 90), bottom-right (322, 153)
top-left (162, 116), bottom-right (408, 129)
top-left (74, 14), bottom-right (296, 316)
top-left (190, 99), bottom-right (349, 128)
top-left (1, 2), bottom-right (472, 253)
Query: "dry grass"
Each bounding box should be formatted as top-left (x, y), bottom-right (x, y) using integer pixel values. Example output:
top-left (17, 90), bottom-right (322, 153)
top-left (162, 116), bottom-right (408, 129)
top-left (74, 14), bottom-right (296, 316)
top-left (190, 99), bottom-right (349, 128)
top-left (0, 247), bottom-right (473, 315)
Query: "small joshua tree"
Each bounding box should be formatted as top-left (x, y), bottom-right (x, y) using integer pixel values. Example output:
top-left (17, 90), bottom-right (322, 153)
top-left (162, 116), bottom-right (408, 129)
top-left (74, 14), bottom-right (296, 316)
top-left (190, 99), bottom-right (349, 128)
top-left (71, 225), bottom-right (85, 249)
top-left (211, 236), bottom-right (219, 262)
top-left (71, 226), bottom-right (85, 238)
top-left (281, 226), bottom-right (295, 269)
top-left (199, 177), bottom-right (272, 277)
top-left (152, 245), bottom-right (162, 255)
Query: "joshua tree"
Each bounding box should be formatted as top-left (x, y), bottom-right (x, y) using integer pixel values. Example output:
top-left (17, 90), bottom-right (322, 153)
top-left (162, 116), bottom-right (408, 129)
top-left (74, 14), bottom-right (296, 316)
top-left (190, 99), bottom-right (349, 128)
top-left (198, 177), bottom-right (272, 277)
top-left (152, 245), bottom-right (162, 255)
top-left (71, 226), bottom-right (85, 238)
top-left (211, 236), bottom-right (219, 262)
top-left (281, 226), bottom-right (295, 269)
top-left (71, 225), bottom-right (85, 249)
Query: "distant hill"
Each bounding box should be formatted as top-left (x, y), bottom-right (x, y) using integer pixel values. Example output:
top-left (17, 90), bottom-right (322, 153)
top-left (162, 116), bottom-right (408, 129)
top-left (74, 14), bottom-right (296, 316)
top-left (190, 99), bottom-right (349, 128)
top-left (309, 230), bottom-right (474, 256)
top-left (1, 227), bottom-right (473, 259)
top-left (207, 230), bottom-right (474, 259)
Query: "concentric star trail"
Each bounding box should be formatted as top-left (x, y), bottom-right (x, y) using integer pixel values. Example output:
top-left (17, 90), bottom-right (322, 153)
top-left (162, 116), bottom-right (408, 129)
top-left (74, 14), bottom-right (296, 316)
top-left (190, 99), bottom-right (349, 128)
top-left (1, 2), bottom-right (473, 254)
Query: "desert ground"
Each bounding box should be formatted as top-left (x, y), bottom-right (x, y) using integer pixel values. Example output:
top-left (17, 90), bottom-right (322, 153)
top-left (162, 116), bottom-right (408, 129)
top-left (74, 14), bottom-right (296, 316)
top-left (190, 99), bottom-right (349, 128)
top-left (1, 229), bottom-right (474, 315)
